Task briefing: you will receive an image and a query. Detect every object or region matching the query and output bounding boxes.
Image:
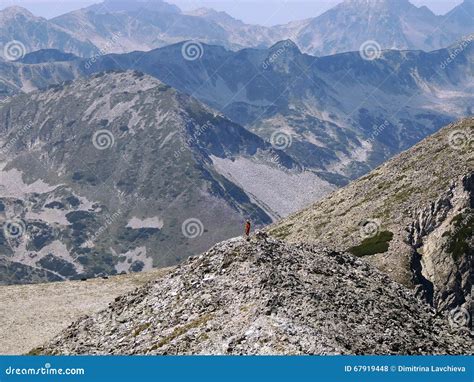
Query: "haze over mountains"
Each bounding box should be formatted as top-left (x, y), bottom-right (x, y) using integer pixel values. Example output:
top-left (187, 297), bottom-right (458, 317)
top-left (1, 37), bottom-right (472, 182)
top-left (0, 0), bottom-right (473, 57)
top-left (0, 0), bottom-right (472, 357)
top-left (0, 0), bottom-right (472, 286)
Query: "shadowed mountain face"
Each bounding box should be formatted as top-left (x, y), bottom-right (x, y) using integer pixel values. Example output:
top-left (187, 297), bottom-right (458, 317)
top-left (0, 0), bottom-right (472, 58)
top-left (0, 71), bottom-right (334, 284)
top-left (1, 39), bottom-right (472, 184)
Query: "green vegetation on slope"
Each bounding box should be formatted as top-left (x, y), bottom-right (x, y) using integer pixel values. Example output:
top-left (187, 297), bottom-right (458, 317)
top-left (348, 231), bottom-right (394, 257)
top-left (446, 213), bottom-right (473, 261)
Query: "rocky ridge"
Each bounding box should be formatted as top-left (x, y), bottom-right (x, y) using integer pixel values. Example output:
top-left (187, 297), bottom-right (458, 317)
top-left (35, 232), bottom-right (471, 355)
top-left (269, 118), bottom-right (473, 315)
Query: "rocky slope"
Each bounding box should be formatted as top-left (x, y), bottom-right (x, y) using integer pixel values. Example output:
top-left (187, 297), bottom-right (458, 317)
top-left (0, 70), bottom-right (332, 284)
top-left (269, 118), bottom-right (473, 315)
top-left (33, 232), bottom-right (471, 355)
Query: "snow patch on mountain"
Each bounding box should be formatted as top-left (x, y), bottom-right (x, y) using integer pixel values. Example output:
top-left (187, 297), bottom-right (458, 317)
top-left (0, 167), bottom-right (58, 198)
top-left (126, 216), bottom-right (164, 230)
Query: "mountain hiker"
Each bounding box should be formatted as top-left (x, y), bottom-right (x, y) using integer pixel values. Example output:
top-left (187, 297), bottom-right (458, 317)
top-left (244, 220), bottom-right (251, 240)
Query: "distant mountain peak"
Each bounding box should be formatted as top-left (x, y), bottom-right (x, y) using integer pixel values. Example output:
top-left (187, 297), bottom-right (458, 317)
top-left (0, 5), bottom-right (37, 19)
top-left (339, 0), bottom-right (416, 12)
top-left (88, 0), bottom-right (181, 14)
top-left (189, 7), bottom-right (232, 18)
top-left (342, 0), bottom-right (411, 6)
top-left (187, 7), bottom-right (244, 26)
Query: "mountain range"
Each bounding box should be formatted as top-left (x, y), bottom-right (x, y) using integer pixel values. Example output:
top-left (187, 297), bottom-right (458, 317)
top-left (0, 117), bottom-right (466, 354)
top-left (1, 37), bottom-right (472, 183)
top-left (0, 31), bottom-right (472, 284)
top-left (0, 0), bottom-right (472, 357)
top-left (0, 70), bottom-right (331, 283)
top-left (0, 0), bottom-right (472, 58)
top-left (26, 118), bottom-right (472, 355)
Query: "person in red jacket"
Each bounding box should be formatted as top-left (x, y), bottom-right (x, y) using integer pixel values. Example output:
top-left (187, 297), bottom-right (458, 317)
top-left (244, 220), bottom-right (251, 240)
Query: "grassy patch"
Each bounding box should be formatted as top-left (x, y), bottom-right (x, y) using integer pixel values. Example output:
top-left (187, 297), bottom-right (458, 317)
top-left (26, 347), bottom-right (46, 355)
top-left (446, 213), bottom-right (473, 261)
top-left (270, 223), bottom-right (293, 239)
top-left (133, 322), bottom-right (151, 337)
top-left (348, 231), bottom-right (394, 257)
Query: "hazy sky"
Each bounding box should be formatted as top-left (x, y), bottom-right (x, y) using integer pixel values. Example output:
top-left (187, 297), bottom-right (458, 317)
top-left (0, 0), bottom-right (464, 25)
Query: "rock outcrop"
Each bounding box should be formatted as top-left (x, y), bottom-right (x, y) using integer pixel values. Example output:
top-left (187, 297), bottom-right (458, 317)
top-left (407, 173), bottom-right (473, 314)
top-left (269, 118), bottom-right (473, 316)
top-left (35, 233), bottom-right (471, 355)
